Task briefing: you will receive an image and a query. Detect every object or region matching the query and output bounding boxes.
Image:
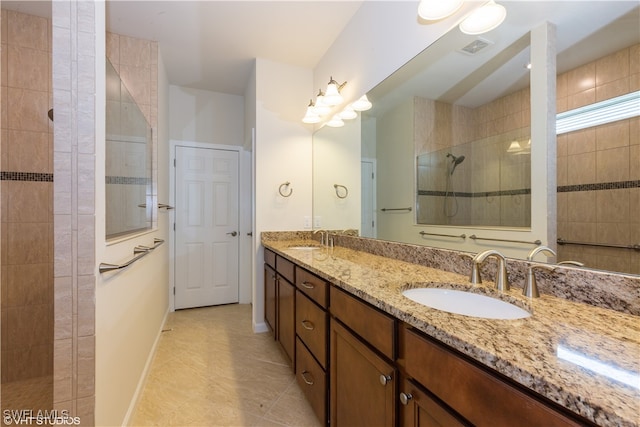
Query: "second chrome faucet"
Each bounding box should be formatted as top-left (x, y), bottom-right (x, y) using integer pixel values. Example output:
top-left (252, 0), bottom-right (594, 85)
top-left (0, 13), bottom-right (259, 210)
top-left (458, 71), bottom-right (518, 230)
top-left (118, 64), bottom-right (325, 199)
top-left (470, 250), bottom-right (510, 291)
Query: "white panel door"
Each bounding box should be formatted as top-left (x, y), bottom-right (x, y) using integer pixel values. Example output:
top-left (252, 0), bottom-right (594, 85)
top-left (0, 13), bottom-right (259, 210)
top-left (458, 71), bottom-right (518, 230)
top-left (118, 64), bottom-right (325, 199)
top-left (175, 146), bottom-right (239, 309)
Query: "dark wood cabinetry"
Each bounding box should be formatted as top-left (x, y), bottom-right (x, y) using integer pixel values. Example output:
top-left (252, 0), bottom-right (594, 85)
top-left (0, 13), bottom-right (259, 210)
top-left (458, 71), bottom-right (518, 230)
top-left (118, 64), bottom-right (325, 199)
top-left (295, 265), bottom-right (329, 425)
top-left (330, 318), bottom-right (396, 427)
top-left (330, 287), bottom-right (397, 427)
top-left (399, 378), bottom-right (469, 427)
top-left (400, 325), bottom-right (584, 427)
top-left (265, 249), bottom-right (592, 427)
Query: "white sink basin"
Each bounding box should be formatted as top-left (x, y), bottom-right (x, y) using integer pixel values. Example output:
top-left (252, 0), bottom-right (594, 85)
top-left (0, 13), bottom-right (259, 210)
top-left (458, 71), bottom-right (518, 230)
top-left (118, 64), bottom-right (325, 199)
top-left (402, 288), bottom-right (530, 320)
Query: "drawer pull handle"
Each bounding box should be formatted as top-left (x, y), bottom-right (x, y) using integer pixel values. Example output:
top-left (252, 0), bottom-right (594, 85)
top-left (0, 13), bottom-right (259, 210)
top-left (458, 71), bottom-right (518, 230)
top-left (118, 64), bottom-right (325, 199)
top-left (300, 281), bottom-right (315, 289)
top-left (301, 320), bottom-right (315, 330)
top-left (379, 374), bottom-right (392, 386)
top-left (399, 392), bottom-right (413, 405)
top-left (301, 370), bottom-right (315, 385)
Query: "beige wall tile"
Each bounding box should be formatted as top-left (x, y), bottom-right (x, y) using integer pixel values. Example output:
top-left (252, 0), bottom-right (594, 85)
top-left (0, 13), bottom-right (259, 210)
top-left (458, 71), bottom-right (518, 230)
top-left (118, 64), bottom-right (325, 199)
top-left (564, 221), bottom-right (597, 242)
top-left (566, 128), bottom-right (595, 155)
top-left (6, 181), bottom-right (50, 223)
top-left (630, 189), bottom-right (639, 224)
top-left (596, 222), bottom-right (630, 245)
top-left (77, 335), bottom-right (95, 399)
top-left (596, 189), bottom-right (629, 223)
top-left (557, 155), bottom-right (568, 186)
top-left (5, 263), bottom-right (50, 307)
top-left (567, 87), bottom-right (596, 110)
top-left (54, 338), bottom-right (73, 402)
top-left (630, 117), bottom-right (639, 146)
top-left (7, 10), bottom-right (48, 51)
top-left (119, 35), bottom-right (150, 67)
top-left (630, 145), bottom-right (640, 181)
top-left (7, 45), bottom-right (48, 91)
top-left (1, 44), bottom-right (7, 87)
top-left (566, 191), bottom-right (597, 222)
top-left (596, 48), bottom-right (629, 86)
top-left (1, 9), bottom-right (7, 43)
top-left (566, 62), bottom-right (595, 95)
top-left (567, 151), bottom-right (596, 185)
top-left (596, 78), bottom-right (630, 102)
top-left (7, 87), bottom-right (49, 132)
top-left (6, 129), bottom-right (49, 172)
top-left (596, 146), bottom-right (629, 182)
top-left (119, 64), bottom-right (151, 107)
top-left (596, 120), bottom-right (630, 151)
top-left (6, 221), bottom-right (50, 265)
top-left (106, 32), bottom-right (119, 67)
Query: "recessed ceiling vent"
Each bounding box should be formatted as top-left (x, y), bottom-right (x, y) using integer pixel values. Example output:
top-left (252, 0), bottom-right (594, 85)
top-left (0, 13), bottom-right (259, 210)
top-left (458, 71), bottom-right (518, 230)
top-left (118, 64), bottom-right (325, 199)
top-left (458, 37), bottom-right (493, 55)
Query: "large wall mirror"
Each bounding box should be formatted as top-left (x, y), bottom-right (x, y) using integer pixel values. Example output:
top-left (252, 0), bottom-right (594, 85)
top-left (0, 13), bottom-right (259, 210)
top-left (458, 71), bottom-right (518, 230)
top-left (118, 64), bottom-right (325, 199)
top-left (105, 59), bottom-right (154, 240)
top-left (312, 1), bottom-right (639, 276)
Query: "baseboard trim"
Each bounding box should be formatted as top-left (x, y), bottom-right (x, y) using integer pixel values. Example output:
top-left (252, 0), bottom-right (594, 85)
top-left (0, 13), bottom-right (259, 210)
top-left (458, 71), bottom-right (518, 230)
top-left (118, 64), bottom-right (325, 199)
top-left (122, 308), bottom-right (170, 426)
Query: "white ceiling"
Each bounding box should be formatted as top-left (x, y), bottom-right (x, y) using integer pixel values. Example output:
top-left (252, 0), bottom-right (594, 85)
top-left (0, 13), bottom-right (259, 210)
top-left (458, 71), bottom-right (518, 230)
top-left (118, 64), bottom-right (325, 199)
top-left (106, 0), bottom-right (364, 95)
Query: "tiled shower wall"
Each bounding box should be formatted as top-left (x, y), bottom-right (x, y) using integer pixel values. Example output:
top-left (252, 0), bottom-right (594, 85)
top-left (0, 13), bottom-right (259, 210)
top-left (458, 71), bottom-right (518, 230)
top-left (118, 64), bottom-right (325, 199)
top-left (556, 43), bottom-right (639, 274)
top-left (0, 8), bottom-right (53, 391)
top-left (415, 87), bottom-right (531, 227)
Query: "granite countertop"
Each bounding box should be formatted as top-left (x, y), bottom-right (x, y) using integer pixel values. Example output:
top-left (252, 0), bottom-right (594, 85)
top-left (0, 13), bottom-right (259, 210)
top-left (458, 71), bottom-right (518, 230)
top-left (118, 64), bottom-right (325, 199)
top-left (263, 239), bottom-right (640, 427)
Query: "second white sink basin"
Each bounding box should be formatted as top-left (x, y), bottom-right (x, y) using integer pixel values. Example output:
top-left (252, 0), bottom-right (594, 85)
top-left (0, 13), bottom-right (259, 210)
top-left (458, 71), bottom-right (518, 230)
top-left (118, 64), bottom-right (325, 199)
top-left (402, 288), bottom-right (530, 320)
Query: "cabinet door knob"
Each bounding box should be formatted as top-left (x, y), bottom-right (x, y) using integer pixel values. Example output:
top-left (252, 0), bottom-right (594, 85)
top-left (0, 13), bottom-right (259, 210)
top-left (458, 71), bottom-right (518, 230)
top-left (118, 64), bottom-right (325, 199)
top-left (399, 392), bottom-right (413, 405)
top-left (300, 281), bottom-right (315, 289)
top-left (301, 320), bottom-right (315, 330)
top-left (301, 370), bottom-right (315, 385)
top-left (379, 374), bottom-right (392, 385)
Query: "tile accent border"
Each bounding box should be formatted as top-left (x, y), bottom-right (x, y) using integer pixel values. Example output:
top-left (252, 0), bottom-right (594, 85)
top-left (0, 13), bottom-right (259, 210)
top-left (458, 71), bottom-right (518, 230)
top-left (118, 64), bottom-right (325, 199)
top-left (0, 171), bottom-right (54, 182)
top-left (558, 180), bottom-right (640, 192)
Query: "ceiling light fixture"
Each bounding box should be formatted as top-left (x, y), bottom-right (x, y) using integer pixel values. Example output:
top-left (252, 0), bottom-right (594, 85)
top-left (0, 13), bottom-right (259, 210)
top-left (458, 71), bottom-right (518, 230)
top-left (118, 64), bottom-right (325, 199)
top-left (313, 89), bottom-right (331, 116)
top-left (324, 76), bottom-right (347, 106)
top-left (418, 0), bottom-right (463, 20)
top-left (459, 0), bottom-right (506, 35)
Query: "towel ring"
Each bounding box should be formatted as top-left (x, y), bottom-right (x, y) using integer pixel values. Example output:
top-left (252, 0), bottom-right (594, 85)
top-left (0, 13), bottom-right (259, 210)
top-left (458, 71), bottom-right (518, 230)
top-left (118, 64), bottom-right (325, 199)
top-left (334, 184), bottom-right (348, 199)
top-left (279, 182), bottom-right (293, 197)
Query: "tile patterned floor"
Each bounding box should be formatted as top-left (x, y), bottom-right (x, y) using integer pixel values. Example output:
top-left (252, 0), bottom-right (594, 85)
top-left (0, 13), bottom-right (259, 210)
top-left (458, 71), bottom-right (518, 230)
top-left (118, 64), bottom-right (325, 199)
top-left (130, 304), bottom-right (321, 427)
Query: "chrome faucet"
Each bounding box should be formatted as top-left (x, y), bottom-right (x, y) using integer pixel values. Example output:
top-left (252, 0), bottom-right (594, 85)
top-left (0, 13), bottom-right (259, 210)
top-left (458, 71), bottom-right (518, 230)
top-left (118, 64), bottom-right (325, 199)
top-left (473, 250), bottom-right (509, 291)
top-left (313, 229), bottom-right (327, 246)
top-left (525, 264), bottom-right (556, 298)
top-left (527, 245), bottom-right (556, 261)
top-left (557, 260), bottom-right (585, 267)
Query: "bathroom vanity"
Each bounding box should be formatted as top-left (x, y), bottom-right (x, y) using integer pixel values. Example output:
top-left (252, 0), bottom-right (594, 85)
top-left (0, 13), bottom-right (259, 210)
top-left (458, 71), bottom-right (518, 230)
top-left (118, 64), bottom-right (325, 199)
top-left (262, 234), bottom-right (639, 427)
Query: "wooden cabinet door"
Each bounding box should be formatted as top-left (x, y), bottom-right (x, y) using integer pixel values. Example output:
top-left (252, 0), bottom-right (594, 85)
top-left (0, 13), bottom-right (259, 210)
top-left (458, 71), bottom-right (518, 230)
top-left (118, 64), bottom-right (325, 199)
top-left (330, 319), bottom-right (396, 427)
top-left (264, 264), bottom-right (277, 335)
top-left (399, 378), bottom-right (468, 427)
top-left (278, 276), bottom-right (295, 367)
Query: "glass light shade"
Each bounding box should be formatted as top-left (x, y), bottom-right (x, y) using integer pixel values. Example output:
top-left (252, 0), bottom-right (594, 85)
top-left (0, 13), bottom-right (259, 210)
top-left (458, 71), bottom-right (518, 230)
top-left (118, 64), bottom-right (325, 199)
top-left (302, 105), bottom-right (321, 124)
top-left (351, 94), bottom-right (372, 111)
top-left (459, 1), bottom-right (507, 35)
top-left (324, 80), bottom-right (344, 106)
top-left (314, 94), bottom-right (331, 116)
top-left (507, 140), bottom-right (521, 153)
top-left (418, 0), bottom-right (463, 20)
top-left (339, 106), bottom-right (358, 120)
top-left (326, 115), bottom-right (344, 128)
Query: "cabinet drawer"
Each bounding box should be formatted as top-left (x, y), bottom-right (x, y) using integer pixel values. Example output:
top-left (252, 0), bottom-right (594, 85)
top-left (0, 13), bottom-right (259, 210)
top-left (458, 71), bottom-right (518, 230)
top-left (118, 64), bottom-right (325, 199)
top-left (276, 255), bottom-right (295, 283)
top-left (296, 266), bottom-right (328, 308)
top-left (296, 338), bottom-right (327, 426)
top-left (296, 291), bottom-right (328, 368)
top-left (264, 248), bottom-right (276, 269)
top-left (330, 286), bottom-right (396, 360)
top-left (402, 326), bottom-right (583, 427)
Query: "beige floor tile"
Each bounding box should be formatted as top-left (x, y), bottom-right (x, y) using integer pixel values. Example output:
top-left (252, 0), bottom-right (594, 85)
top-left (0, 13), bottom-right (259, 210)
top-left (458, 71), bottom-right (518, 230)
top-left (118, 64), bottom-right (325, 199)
top-left (130, 304), bottom-right (320, 427)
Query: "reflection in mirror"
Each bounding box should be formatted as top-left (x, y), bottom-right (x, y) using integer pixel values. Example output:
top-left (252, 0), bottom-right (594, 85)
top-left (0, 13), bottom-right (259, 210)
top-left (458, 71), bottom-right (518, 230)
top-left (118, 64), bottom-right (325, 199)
top-left (312, 116), bottom-right (361, 232)
top-left (105, 58), bottom-right (153, 239)
top-left (313, 1), bottom-right (639, 276)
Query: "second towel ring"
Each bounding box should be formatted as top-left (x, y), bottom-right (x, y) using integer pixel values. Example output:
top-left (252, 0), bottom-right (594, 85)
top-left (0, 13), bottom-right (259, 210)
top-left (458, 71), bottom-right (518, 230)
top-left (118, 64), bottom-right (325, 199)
top-left (279, 182), bottom-right (293, 197)
top-left (334, 184), bottom-right (348, 199)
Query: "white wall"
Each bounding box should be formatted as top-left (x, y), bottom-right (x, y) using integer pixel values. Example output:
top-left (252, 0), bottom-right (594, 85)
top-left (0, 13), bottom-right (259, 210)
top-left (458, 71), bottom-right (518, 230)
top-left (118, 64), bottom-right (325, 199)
top-left (169, 85), bottom-right (244, 145)
top-left (95, 39), bottom-right (171, 427)
top-left (252, 58), bottom-right (313, 332)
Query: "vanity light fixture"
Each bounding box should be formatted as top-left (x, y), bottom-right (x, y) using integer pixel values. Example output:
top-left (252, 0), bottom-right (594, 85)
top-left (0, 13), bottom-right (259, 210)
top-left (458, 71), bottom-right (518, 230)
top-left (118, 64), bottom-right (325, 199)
top-left (326, 115), bottom-right (345, 128)
top-left (313, 89), bottom-right (331, 116)
top-left (418, 0), bottom-right (463, 20)
top-left (302, 99), bottom-right (321, 124)
top-left (338, 105), bottom-right (358, 120)
top-left (351, 94), bottom-right (372, 111)
top-left (324, 76), bottom-right (347, 106)
top-left (459, 0), bottom-right (507, 35)
top-left (507, 140), bottom-right (522, 153)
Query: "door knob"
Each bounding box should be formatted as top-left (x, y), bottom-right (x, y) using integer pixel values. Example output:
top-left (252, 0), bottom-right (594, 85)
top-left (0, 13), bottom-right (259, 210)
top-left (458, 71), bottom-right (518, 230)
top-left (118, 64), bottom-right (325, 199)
top-left (227, 231), bottom-right (238, 237)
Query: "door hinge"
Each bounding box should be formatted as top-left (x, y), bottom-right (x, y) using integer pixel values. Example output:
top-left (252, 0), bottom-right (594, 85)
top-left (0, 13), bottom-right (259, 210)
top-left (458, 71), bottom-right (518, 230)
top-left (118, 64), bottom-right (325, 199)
top-left (173, 287), bottom-right (175, 295)
top-left (173, 158), bottom-right (176, 167)
top-left (173, 223), bottom-right (176, 231)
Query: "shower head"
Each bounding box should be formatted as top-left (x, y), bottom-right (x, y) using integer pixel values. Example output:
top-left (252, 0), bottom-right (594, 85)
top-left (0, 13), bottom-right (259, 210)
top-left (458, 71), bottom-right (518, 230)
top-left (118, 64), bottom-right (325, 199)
top-left (446, 153), bottom-right (465, 175)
